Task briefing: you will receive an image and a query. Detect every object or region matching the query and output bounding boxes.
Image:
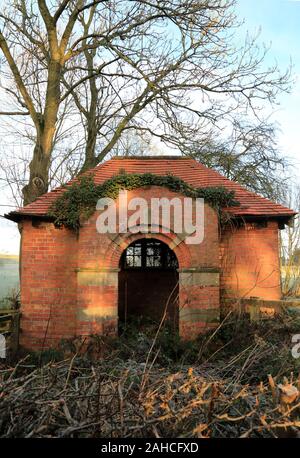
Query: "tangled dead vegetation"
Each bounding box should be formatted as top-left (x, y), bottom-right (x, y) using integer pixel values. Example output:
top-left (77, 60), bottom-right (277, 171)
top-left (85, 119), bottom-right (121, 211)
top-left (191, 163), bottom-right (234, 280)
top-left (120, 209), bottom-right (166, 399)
top-left (0, 356), bottom-right (299, 438)
top-left (0, 312), bottom-right (300, 438)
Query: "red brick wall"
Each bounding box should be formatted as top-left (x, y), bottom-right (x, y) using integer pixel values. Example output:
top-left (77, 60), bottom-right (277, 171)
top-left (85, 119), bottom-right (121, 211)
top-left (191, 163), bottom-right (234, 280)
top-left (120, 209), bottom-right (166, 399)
top-left (220, 221), bottom-right (281, 301)
top-left (19, 186), bottom-right (284, 349)
top-left (19, 220), bottom-right (78, 349)
top-left (75, 186), bottom-right (220, 341)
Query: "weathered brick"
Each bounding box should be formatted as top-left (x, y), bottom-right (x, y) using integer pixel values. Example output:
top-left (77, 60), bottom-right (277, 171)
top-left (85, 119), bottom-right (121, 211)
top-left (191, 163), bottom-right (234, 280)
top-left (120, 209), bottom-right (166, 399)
top-left (18, 188), bottom-right (283, 350)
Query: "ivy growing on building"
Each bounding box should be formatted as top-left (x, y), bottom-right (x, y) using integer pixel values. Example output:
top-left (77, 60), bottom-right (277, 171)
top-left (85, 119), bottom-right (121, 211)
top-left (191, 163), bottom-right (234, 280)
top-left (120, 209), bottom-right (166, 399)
top-left (48, 172), bottom-right (240, 231)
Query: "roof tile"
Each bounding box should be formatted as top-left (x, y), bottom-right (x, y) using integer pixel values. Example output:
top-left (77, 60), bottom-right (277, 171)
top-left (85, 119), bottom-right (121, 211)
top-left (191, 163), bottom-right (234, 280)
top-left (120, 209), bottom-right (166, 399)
top-left (6, 156), bottom-right (296, 220)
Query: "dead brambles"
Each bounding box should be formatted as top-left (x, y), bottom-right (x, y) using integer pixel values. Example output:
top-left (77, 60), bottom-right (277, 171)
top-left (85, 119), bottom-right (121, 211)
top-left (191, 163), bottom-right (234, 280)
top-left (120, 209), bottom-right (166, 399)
top-left (0, 354), bottom-right (299, 438)
top-left (0, 311), bottom-right (300, 438)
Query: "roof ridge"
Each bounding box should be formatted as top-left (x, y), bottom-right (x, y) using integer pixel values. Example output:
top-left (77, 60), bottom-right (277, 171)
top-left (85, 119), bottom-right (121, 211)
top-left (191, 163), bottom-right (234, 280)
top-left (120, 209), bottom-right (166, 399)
top-left (109, 155), bottom-right (191, 160)
top-left (5, 155), bottom-right (297, 221)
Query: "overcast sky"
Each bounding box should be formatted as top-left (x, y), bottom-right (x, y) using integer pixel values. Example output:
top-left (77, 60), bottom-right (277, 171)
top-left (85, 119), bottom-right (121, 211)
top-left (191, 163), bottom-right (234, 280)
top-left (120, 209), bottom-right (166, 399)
top-left (0, 0), bottom-right (299, 255)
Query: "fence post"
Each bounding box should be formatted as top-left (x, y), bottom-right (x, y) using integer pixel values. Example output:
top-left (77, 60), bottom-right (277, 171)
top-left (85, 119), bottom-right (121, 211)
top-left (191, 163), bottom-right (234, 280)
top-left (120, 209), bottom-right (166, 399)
top-left (10, 312), bottom-right (20, 357)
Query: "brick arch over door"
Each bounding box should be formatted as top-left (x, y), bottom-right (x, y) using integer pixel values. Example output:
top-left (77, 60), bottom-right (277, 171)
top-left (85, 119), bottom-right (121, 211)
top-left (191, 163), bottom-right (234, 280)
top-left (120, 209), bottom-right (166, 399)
top-left (104, 231), bottom-right (193, 271)
top-left (99, 229), bottom-right (220, 339)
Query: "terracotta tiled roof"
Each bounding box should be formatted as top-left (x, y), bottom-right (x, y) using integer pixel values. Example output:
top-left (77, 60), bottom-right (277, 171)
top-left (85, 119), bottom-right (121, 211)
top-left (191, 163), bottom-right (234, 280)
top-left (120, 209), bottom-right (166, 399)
top-left (6, 156), bottom-right (296, 221)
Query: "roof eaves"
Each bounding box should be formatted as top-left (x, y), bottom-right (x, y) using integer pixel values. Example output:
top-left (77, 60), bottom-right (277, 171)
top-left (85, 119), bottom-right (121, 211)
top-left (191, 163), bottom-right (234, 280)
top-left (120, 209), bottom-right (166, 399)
top-left (5, 211), bottom-right (54, 223)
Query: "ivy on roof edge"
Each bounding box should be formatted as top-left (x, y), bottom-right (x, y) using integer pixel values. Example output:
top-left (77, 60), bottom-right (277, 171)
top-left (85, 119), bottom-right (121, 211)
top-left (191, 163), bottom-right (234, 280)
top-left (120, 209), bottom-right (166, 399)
top-left (47, 173), bottom-right (240, 231)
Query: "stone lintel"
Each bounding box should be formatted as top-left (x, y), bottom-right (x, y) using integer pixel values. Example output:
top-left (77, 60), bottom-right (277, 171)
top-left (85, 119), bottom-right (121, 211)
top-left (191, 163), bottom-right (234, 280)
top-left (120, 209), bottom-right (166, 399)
top-left (179, 271), bottom-right (219, 287)
top-left (77, 270), bottom-right (118, 287)
top-left (180, 308), bottom-right (220, 324)
top-left (178, 267), bottom-right (220, 273)
top-left (77, 306), bottom-right (117, 322)
top-left (76, 267), bottom-right (120, 273)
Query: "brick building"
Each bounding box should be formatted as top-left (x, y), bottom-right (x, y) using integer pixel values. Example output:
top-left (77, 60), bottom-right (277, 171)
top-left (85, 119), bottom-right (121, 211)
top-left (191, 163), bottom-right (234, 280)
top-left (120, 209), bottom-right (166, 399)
top-left (6, 156), bottom-right (296, 350)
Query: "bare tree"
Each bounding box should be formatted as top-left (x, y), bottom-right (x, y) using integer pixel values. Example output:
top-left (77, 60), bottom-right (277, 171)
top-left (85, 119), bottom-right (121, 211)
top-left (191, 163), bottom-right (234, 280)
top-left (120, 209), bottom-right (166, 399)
top-left (190, 120), bottom-right (290, 200)
top-left (280, 185), bottom-right (300, 297)
top-left (0, 0), bottom-right (291, 205)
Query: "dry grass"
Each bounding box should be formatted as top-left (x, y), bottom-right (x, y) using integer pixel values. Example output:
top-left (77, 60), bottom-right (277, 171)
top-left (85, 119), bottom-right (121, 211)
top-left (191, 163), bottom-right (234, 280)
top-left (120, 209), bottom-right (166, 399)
top-left (281, 265), bottom-right (300, 298)
top-left (0, 356), bottom-right (299, 438)
top-left (0, 312), bottom-right (300, 438)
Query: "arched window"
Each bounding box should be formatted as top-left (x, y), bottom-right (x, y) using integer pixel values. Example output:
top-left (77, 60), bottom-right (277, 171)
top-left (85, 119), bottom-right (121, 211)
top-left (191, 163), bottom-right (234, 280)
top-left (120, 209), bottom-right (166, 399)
top-left (121, 239), bottom-right (178, 270)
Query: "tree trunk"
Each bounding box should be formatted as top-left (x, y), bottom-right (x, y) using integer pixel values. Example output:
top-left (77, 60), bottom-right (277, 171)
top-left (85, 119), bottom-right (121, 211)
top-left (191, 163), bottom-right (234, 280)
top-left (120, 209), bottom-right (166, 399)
top-left (22, 142), bottom-right (51, 205)
top-left (22, 60), bottom-right (61, 205)
top-left (80, 122), bottom-right (98, 172)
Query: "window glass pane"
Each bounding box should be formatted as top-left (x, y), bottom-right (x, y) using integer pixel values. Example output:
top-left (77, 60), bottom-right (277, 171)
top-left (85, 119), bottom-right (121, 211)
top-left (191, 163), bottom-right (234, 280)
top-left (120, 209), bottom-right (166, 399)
top-left (133, 245), bottom-right (141, 255)
top-left (166, 251), bottom-right (178, 268)
top-left (126, 255), bottom-right (142, 267)
top-left (126, 255), bottom-right (134, 267)
top-left (133, 256), bottom-right (142, 267)
top-left (127, 247), bottom-right (134, 256)
top-left (146, 254), bottom-right (162, 267)
top-left (147, 247), bottom-right (154, 256)
top-left (123, 239), bottom-right (178, 269)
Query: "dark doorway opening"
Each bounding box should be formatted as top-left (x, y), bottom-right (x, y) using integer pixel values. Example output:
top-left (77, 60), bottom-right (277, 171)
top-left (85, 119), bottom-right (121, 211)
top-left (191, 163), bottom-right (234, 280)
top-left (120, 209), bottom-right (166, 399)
top-left (118, 239), bottom-right (179, 333)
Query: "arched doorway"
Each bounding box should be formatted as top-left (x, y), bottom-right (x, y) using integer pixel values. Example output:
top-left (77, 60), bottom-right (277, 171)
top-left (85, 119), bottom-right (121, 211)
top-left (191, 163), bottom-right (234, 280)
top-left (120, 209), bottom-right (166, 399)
top-left (118, 238), bottom-right (179, 332)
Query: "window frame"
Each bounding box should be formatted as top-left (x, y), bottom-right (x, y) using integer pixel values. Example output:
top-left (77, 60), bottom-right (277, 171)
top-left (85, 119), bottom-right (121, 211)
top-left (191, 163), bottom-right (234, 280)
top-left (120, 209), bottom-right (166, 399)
top-left (121, 239), bottom-right (178, 270)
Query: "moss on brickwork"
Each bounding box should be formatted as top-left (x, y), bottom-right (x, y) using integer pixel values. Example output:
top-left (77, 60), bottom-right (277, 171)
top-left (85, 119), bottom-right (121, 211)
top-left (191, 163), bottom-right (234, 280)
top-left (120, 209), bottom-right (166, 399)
top-left (48, 173), bottom-right (239, 231)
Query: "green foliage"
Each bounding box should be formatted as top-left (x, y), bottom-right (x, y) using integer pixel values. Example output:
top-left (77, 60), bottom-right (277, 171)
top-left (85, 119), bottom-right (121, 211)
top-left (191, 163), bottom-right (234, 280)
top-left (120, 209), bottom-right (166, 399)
top-left (48, 172), bottom-right (239, 231)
